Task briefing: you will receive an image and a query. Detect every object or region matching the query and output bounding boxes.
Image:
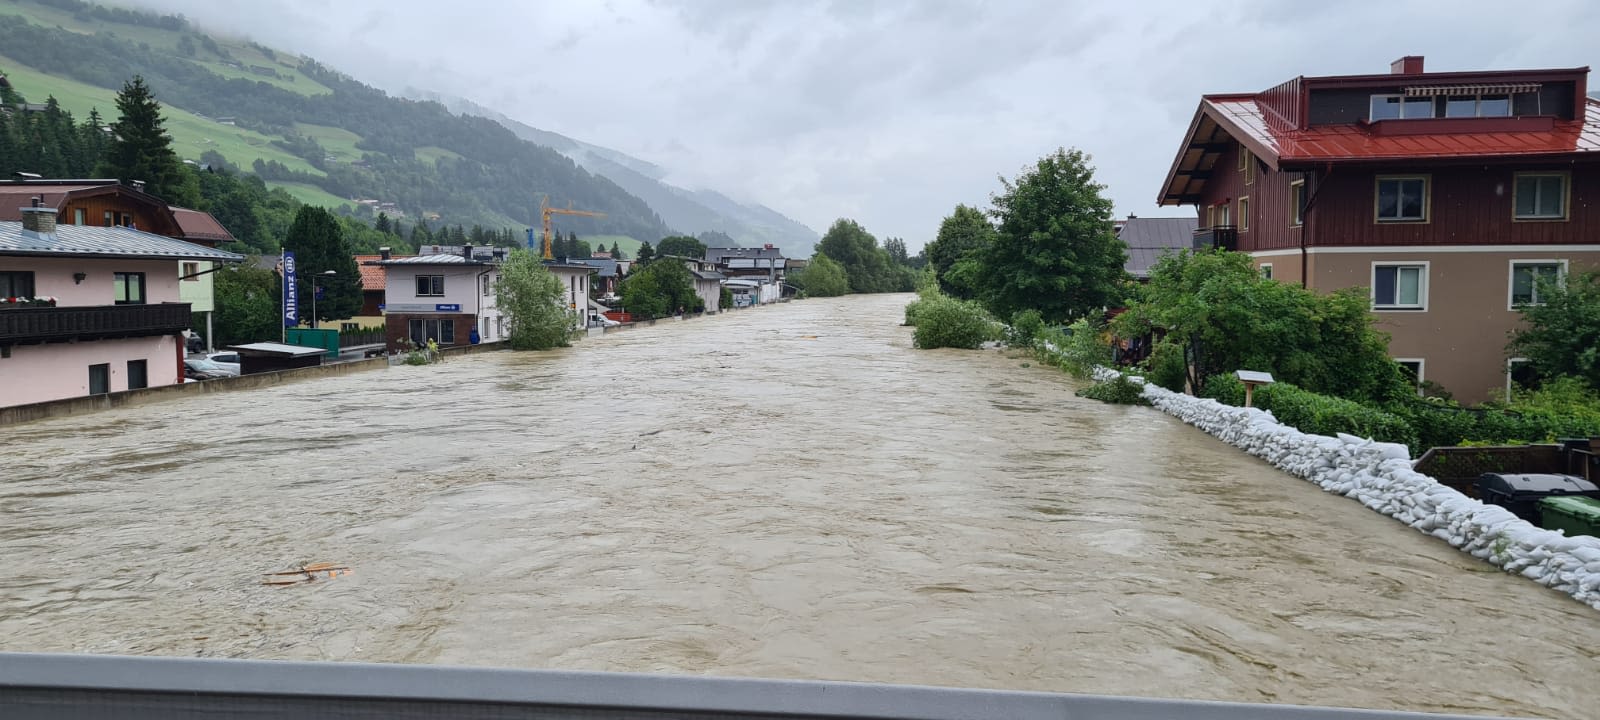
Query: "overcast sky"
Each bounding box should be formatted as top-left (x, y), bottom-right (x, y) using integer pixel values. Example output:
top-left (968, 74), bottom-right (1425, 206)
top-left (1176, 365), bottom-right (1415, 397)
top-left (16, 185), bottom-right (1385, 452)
top-left (127, 0), bottom-right (1600, 249)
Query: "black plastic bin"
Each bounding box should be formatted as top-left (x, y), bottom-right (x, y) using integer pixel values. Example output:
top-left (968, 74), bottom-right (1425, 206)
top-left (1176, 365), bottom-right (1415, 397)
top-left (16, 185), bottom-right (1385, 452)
top-left (1476, 473), bottom-right (1600, 523)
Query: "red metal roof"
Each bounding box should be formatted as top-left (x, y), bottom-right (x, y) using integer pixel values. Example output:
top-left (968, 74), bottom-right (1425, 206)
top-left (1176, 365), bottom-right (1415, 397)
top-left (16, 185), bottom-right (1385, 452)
top-left (169, 207), bottom-right (235, 244)
top-left (1203, 95), bottom-right (1600, 165)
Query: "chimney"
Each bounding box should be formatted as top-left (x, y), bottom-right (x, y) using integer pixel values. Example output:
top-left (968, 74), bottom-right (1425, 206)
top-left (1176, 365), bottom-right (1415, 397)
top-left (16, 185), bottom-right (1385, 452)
top-left (130, 179), bottom-right (146, 192)
top-left (1391, 56), bottom-right (1425, 75)
top-left (462, 244), bottom-right (473, 259)
top-left (379, 246), bottom-right (392, 260)
top-left (20, 197), bottom-right (56, 234)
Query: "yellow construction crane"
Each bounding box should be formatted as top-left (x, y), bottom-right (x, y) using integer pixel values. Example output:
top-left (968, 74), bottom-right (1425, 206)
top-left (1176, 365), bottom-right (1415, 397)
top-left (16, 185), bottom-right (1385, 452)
top-left (537, 195), bottom-right (606, 260)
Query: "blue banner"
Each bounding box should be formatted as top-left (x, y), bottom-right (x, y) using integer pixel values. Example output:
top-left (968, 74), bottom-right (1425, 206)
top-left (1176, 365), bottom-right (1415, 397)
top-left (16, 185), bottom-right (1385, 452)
top-left (435, 303), bottom-right (461, 312)
top-left (282, 250), bottom-right (298, 327)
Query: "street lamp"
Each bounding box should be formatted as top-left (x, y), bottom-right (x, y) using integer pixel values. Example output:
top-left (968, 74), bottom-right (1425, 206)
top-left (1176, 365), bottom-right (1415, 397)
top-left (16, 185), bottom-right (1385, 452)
top-left (311, 270), bottom-right (336, 330)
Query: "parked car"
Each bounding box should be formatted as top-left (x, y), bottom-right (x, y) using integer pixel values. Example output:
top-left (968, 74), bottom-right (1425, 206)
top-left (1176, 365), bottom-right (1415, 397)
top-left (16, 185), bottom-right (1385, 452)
top-left (184, 357), bottom-right (237, 380)
top-left (589, 313), bottom-right (621, 328)
top-left (205, 352), bottom-right (242, 375)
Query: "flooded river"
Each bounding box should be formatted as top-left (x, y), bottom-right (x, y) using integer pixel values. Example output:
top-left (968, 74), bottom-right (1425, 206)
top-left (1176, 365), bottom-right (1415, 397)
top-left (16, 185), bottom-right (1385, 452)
top-left (2, 294), bottom-right (1596, 717)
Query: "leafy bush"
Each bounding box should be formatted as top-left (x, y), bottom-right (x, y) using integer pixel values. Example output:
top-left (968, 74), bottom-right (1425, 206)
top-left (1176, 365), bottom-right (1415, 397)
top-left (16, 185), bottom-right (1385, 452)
top-left (1076, 374), bottom-right (1150, 405)
top-left (911, 294), bottom-right (998, 349)
top-left (1386, 378), bottom-right (1600, 450)
top-left (1141, 341), bottom-right (1188, 392)
top-left (1255, 383), bottom-right (1418, 449)
top-left (1041, 318), bottom-right (1112, 379)
top-left (1006, 309), bottom-right (1045, 348)
top-left (1199, 373), bottom-right (1245, 406)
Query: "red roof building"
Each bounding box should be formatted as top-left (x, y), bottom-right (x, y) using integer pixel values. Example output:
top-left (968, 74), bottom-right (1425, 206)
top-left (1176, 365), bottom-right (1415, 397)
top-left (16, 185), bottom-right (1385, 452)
top-left (1157, 57), bottom-right (1600, 403)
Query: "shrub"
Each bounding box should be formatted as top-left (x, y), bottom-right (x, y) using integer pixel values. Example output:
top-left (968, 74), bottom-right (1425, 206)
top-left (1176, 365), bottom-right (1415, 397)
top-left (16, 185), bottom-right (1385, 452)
top-left (1076, 374), bottom-right (1150, 405)
top-left (1041, 318), bottom-right (1112, 379)
top-left (1255, 383), bottom-right (1418, 449)
top-left (912, 294), bottom-right (998, 349)
top-left (1199, 373), bottom-right (1245, 406)
top-left (1141, 341), bottom-right (1188, 392)
top-left (1006, 308), bottom-right (1045, 348)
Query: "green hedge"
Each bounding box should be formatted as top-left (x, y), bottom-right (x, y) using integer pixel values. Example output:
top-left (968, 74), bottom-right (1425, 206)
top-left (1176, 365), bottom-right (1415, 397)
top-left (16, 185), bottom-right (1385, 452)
top-left (1255, 383), bottom-right (1418, 450)
top-left (912, 294), bottom-right (998, 349)
top-left (1199, 373), bottom-right (1245, 406)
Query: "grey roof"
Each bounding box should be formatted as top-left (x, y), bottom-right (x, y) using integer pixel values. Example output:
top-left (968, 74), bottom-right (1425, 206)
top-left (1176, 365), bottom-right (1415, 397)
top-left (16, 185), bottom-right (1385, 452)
top-left (572, 258), bottom-right (618, 278)
top-left (705, 246), bottom-right (784, 263)
top-left (544, 260), bottom-right (597, 271)
top-left (379, 254), bottom-right (494, 266)
top-left (0, 221), bottom-right (245, 262)
top-left (1119, 216), bottom-right (1198, 278)
top-left (691, 270), bottom-right (726, 281)
top-left (224, 342), bottom-right (325, 357)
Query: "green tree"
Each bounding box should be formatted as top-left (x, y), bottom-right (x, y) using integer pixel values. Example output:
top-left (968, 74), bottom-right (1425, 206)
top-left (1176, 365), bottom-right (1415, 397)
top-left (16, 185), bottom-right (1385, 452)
top-left (620, 258), bottom-right (700, 318)
top-left (635, 241), bottom-right (655, 265)
top-left (211, 262), bottom-right (281, 346)
top-left (1115, 249), bottom-right (1408, 403)
top-left (95, 75), bottom-right (198, 206)
top-left (926, 204), bottom-right (996, 298)
top-left (610, 241), bottom-right (625, 260)
top-left (792, 254), bottom-right (850, 297)
top-left (1509, 270), bottom-right (1600, 391)
top-left (884, 236), bottom-right (909, 265)
top-left (656, 235), bottom-right (707, 259)
top-left (815, 218), bottom-right (895, 293)
top-left (974, 148), bottom-right (1125, 323)
top-left (282, 206), bottom-right (361, 323)
top-left (496, 248), bottom-right (573, 350)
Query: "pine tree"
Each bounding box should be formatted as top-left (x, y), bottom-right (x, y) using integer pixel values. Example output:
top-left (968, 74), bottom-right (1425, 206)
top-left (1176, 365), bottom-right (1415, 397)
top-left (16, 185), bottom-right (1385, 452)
top-left (96, 76), bottom-right (199, 206)
top-left (374, 212), bottom-right (391, 235)
top-left (610, 242), bottom-right (624, 260)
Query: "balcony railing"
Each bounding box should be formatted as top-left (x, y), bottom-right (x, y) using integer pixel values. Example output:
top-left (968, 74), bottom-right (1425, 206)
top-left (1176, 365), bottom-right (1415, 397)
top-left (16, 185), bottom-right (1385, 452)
top-left (0, 302), bottom-right (191, 344)
top-left (1193, 225), bottom-right (1239, 251)
top-left (0, 652), bottom-right (1516, 720)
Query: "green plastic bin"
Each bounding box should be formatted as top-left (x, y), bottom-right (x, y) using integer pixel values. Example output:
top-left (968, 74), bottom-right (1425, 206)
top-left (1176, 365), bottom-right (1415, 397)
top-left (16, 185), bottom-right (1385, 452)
top-left (286, 328), bottom-right (340, 359)
top-left (1539, 495), bottom-right (1600, 538)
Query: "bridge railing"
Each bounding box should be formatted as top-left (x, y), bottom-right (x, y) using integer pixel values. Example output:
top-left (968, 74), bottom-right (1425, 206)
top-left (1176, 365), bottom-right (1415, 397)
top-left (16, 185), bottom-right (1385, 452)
top-left (0, 652), bottom-right (1527, 720)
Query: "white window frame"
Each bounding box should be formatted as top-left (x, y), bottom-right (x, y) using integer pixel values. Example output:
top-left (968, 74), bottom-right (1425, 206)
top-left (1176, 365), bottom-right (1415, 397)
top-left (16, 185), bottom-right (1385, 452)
top-left (1444, 94), bottom-right (1512, 118)
top-left (1395, 358), bottom-right (1425, 396)
top-left (1238, 196), bottom-right (1249, 232)
top-left (1289, 180), bottom-right (1305, 227)
top-left (1507, 259), bottom-right (1568, 310)
top-left (1371, 261), bottom-right (1429, 311)
top-left (1369, 93), bottom-right (1436, 120)
top-left (415, 274), bottom-right (445, 297)
top-left (1506, 357), bottom-right (1532, 399)
top-left (1375, 175), bottom-right (1430, 223)
top-left (1260, 263), bottom-right (1273, 280)
top-left (1512, 172), bottom-right (1569, 221)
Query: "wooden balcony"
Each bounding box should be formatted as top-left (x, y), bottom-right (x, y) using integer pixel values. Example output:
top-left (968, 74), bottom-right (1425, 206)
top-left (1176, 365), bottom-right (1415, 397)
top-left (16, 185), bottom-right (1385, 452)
top-left (0, 303), bottom-right (191, 344)
top-left (1193, 225), bottom-right (1238, 251)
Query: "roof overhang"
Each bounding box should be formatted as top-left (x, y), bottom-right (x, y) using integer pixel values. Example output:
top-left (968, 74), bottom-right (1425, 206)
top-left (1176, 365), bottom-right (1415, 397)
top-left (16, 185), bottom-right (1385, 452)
top-left (1157, 98), bottom-right (1281, 206)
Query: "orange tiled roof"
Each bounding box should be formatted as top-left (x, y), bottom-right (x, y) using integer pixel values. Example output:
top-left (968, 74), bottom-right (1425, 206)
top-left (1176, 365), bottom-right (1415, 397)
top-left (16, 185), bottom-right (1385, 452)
top-left (355, 254), bottom-right (412, 290)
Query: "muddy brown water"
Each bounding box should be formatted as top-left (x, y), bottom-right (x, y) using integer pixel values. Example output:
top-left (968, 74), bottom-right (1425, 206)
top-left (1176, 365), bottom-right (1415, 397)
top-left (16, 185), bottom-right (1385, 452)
top-left (2, 294), bottom-right (1596, 718)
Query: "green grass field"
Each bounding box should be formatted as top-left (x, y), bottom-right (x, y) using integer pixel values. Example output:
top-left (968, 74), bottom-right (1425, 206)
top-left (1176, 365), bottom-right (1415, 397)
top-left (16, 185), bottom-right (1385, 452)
top-left (272, 182), bottom-right (351, 210)
top-left (584, 235), bottom-right (642, 257)
top-left (294, 123), bottom-right (364, 161)
top-left (414, 145), bottom-right (464, 165)
top-left (1, 54), bottom-right (325, 177)
top-left (0, 1), bottom-right (330, 95)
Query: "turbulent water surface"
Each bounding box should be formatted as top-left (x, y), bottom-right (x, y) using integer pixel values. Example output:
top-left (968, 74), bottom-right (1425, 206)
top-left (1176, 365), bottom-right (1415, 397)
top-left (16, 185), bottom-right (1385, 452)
top-left (2, 294), bottom-right (1596, 718)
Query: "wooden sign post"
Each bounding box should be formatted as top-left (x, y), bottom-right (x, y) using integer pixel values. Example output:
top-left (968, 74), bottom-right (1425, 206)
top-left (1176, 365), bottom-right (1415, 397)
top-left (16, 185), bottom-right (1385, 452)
top-left (1235, 370), bottom-right (1275, 408)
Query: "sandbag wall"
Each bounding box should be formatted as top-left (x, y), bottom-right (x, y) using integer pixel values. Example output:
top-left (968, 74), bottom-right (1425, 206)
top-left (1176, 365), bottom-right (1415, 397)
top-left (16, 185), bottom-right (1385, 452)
top-left (1073, 364), bottom-right (1600, 611)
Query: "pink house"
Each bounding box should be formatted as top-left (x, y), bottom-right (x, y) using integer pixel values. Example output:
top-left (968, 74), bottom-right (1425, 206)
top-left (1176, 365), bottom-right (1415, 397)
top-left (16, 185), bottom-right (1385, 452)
top-left (1, 204), bottom-right (243, 408)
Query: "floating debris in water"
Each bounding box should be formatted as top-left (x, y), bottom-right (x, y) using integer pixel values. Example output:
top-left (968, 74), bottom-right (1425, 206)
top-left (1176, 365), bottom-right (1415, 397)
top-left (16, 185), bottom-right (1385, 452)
top-left (261, 562), bottom-right (351, 586)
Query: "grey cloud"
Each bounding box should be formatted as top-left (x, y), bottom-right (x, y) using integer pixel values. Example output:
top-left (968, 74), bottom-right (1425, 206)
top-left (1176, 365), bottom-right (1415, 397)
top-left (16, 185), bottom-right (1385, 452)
top-left (123, 0), bottom-right (1600, 249)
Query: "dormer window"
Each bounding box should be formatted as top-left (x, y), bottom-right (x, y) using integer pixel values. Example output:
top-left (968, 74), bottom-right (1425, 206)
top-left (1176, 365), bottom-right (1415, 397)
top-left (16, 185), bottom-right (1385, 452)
top-left (1445, 94), bottom-right (1511, 117)
top-left (1370, 94), bottom-right (1434, 120)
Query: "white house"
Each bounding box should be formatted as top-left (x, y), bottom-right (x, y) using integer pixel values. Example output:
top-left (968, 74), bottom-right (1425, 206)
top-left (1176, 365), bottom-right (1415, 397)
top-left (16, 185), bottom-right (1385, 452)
top-left (545, 260), bottom-right (597, 331)
top-left (376, 246), bottom-right (506, 350)
top-left (0, 206), bottom-right (243, 407)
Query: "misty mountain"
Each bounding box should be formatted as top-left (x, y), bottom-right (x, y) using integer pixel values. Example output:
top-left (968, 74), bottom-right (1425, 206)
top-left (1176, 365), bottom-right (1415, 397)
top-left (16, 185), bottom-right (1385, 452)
top-left (412, 92), bottom-right (819, 256)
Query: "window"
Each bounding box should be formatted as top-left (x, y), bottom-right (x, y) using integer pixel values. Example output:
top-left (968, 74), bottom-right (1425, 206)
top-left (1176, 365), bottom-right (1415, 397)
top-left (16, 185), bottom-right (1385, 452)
top-left (1445, 94), bottom-right (1512, 118)
top-left (118, 212), bottom-right (132, 227)
top-left (1376, 176), bottom-right (1428, 222)
top-left (1290, 180), bottom-right (1305, 226)
top-left (1372, 263), bottom-right (1427, 310)
top-left (481, 274), bottom-right (491, 296)
top-left (88, 363), bottom-right (110, 395)
top-left (1513, 173), bottom-right (1567, 220)
top-left (408, 318), bottom-right (455, 345)
top-left (127, 359), bottom-right (148, 390)
top-left (0, 270), bottom-right (35, 297)
top-left (415, 275), bottom-right (445, 296)
top-left (113, 272), bottom-right (146, 305)
top-left (1237, 147), bottom-right (1248, 171)
top-left (497, 316), bottom-right (504, 339)
top-left (1214, 202), bottom-right (1230, 227)
top-left (1238, 197), bottom-right (1249, 231)
top-left (1370, 94), bottom-right (1435, 120)
top-left (482, 317), bottom-right (491, 340)
top-left (181, 262), bottom-right (200, 281)
top-left (1395, 359), bottom-right (1424, 395)
top-left (1509, 260), bottom-right (1566, 307)
top-left (103, 210), bottom-right (114, 227)
top-left (1260, 263), bottom-right (1274, 280)
top-left (73, 208), bottom-right (85, 225)
top-left (341, 322), bottom-right (358, 332)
